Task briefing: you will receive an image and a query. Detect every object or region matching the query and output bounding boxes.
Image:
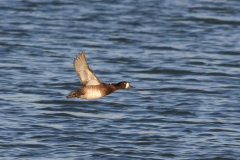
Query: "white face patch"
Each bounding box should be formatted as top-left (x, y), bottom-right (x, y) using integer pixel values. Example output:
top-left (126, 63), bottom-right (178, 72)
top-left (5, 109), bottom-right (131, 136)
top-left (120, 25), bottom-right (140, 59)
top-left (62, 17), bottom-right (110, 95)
top-left (125, 82), bottom-right (129, 89)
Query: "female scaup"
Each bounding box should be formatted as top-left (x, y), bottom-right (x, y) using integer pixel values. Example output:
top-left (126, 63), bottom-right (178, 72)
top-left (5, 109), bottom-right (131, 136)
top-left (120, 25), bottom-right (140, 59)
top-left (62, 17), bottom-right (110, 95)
top-left (67, 52), bottom-right (134, 100)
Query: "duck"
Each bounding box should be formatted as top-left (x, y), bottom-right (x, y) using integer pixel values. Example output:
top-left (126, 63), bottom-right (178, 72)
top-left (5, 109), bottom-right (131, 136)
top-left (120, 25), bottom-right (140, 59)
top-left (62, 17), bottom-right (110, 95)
top-left (67, 52), bottom-right (134, 100)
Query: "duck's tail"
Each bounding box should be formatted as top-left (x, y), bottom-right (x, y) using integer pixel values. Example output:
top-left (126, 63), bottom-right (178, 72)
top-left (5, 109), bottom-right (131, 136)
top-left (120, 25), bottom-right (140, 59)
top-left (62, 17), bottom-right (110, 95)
top-left (66, 91), bottom-right (78, 98)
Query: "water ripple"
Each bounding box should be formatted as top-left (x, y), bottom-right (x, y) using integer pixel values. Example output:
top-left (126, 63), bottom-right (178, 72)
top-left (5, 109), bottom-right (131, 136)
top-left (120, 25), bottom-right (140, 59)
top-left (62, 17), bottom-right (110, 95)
top-left (1, 0), bottom-right (240, 159)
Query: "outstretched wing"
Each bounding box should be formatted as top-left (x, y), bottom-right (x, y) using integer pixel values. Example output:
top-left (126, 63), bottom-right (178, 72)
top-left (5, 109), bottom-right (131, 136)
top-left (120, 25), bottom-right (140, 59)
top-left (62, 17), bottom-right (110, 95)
top-left (74, 52), bottom-right (101, 86)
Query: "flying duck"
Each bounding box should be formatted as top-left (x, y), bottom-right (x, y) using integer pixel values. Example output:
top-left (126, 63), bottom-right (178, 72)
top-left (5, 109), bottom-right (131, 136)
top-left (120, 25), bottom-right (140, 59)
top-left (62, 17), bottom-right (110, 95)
top-left (67, 52), bottom-right (134, 100)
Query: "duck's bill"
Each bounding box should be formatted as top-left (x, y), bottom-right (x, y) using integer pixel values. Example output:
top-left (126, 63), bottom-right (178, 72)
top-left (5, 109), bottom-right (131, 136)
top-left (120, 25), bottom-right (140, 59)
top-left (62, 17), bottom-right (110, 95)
top-left (128, 85), bottom-right (135, 88)
top-left (125, 82), bottom-right (135, 89)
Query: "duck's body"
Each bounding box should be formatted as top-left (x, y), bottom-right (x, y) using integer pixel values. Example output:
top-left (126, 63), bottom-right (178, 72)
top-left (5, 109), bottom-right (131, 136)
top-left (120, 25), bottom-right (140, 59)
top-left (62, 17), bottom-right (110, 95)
top-left (67, 52), bottom-right (134, 100)
top-left (67, 83), bottom-right (116, 99)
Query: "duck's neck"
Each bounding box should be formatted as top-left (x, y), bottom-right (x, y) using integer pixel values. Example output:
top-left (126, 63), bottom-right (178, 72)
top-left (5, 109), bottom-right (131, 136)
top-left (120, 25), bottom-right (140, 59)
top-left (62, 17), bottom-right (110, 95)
top-left (110, 83), bottom-right (121, 90)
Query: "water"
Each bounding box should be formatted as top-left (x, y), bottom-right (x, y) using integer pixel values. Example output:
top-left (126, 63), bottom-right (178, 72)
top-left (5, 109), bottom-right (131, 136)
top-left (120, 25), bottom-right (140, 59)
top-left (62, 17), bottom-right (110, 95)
top-left (1, 0), bottom-right (240, 159)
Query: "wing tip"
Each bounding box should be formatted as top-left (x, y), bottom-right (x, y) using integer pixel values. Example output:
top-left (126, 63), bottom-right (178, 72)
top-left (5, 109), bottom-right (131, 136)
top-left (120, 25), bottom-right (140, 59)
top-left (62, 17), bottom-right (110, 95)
top-left (73, 51), bottom-right (87, 68)
top-left (74, 51), bottom-right (86, 61)
top-left (75, 51), bottom-right (86, 60)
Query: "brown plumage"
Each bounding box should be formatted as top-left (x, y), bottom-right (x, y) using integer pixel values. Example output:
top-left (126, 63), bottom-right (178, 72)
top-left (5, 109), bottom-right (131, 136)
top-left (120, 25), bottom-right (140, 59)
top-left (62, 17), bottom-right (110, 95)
top-left (67, 52), bottom-right (134, 100)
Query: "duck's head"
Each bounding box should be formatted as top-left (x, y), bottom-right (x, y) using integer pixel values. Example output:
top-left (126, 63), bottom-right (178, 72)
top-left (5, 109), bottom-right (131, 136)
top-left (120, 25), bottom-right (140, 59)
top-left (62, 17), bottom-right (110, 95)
top-left (115, 81), bottom-right (135, 89)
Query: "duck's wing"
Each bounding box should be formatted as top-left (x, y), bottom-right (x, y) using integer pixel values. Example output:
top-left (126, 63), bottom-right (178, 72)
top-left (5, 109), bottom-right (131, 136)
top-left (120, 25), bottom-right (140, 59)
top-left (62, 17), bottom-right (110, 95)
top-left (74, 52), bottom-right (101, 86)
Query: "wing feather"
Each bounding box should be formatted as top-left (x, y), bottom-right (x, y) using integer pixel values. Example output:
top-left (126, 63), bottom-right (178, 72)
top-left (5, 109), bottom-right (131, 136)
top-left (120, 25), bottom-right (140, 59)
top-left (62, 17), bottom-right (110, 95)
top-left (73, 52), bottom-right (101, 86)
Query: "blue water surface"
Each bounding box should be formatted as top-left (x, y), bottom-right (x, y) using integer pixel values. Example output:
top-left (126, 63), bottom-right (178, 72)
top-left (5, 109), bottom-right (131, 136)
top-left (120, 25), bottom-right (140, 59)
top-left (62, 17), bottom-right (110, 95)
top-left (1, 0), bottom-right (240, 159)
